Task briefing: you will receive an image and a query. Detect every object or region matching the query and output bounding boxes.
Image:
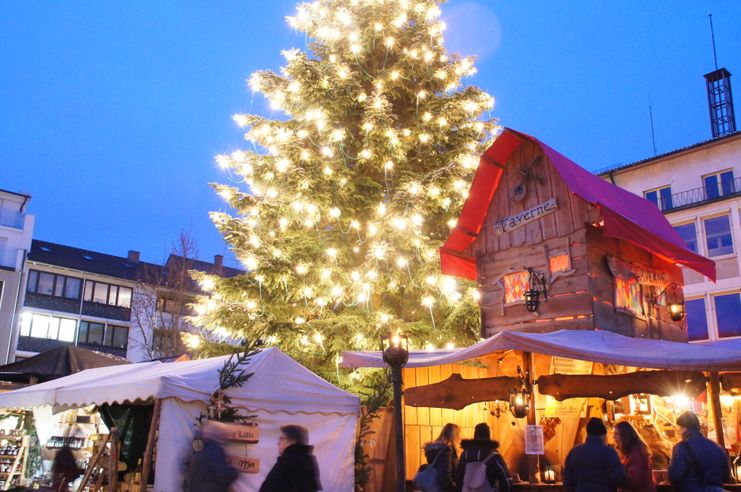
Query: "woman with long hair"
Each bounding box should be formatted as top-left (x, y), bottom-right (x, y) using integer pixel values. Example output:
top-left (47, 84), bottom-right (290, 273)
top-left (613, 421), bottom-right (656, 492)
top-left (422, 423), bottom-right (461, 492)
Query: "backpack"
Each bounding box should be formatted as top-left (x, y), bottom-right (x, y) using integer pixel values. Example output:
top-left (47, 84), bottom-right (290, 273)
top-left (461, 450), bottom-right (497, 492)
top-left (413, 447), bottom-right (444, 492)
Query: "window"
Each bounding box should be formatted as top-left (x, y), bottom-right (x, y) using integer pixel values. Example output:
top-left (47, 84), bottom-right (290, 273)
top-left (674, 223), bottom-right (698, 253)
top-left (503, 271), bottom-right (529, 304)
top-left (20, 313), bottom-right (77, 342)
top-left (549, 253), bottom-right (571, 275)
top-left (704, 215), bottom-right (734, 257)
top-left (644, 186), bottom-right (673, 211)
top-left (78, 321), bottom-right (128, 349)
top-left (704, 170), bottom-right (735, 200)
top-left (26, 270), bottom-right (82, 300)
top-left (685, 298), bottom-right (709, 341)
top-left (714, 293), bottom-right (741, 338)
top-left (83, 280), bottom-right (132, 308)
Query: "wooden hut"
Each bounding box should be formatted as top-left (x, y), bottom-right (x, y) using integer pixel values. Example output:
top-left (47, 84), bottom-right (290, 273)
top-left (440, 128), bottom-right (716, 341)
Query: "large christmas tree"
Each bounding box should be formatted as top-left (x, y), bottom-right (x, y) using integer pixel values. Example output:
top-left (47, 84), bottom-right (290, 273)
top-left (189, 0), bottom-right (497, 385)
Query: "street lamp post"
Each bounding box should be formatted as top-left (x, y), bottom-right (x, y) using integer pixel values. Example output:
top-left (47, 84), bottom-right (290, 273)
top-left (381, 332), bottom-right (410, 492)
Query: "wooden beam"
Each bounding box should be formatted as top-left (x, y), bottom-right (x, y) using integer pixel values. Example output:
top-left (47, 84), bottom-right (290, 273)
top-left (707, 372), bottom-right (726, 450)
top-left (109, 428), bottom-right (119, 491)
top-left (404, 373), bottom-right (518, 410)
top-left (523, 351), bottom-right (540, 486)
top-left (140, 399), bottom-right (162, 492)
top-left (537, 371), bottom-right (706, 401)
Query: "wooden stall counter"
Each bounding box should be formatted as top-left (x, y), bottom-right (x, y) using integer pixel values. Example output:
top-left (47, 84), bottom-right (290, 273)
top-left (511, 484), bottom-right (741, 491)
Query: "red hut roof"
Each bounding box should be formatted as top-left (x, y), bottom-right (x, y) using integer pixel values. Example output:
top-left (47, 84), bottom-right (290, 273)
top-left (440, 128), bottom-right (716, 282)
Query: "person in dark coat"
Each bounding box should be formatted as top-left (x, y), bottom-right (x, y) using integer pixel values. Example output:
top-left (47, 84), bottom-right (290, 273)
top-left (260, 424), bottom-right (322, 492)
top-left (52, 444), bottom-right (82, 489)
top-left (422, 423), bottom-right (461, 492)
top-left (668, 411), bottom-right (731, 492)
top-left (455, 423), bottom-right (512, 492)
top-left (183, 437), bottom-right (239, 492)
top-left (563, 417), bottom-right (627, 492)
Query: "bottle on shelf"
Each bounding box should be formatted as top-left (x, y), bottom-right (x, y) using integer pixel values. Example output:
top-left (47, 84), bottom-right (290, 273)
top-left (134, 458), bottom-right (142, 485)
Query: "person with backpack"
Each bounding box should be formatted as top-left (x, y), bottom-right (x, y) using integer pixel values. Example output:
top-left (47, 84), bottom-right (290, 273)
top-left (563, 417), bottom-right (627, 492)
top-left (416, 423), bottom-right (461, 492)
top-left (455, 423), bottom-right (512, 492)
top-left (668, 411), bottom-right (731, 492)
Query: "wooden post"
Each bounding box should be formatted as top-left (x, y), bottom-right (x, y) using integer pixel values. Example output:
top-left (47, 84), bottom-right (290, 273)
top-left (140, 399), bottom-right (163, 492)
top-left (523, 351), bottom-right (540, 487)
top-left (109, 427), bottom-right (119, 492)
top-left (707, 372), bottom-right (726, 450)
top-left (77, 433), bottom-right (111, 492)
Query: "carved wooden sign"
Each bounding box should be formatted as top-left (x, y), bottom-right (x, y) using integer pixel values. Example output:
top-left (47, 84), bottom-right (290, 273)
top-left (202, 420), bottom-right (260, 443)
top-left (494, 198), bottom-right (558, 236)
top-left (226, 455), bottom-right (260, 474)
top-left (607, 256), bottom-right (667, 287)
top-left (404, 373), bottom-right (518, 410)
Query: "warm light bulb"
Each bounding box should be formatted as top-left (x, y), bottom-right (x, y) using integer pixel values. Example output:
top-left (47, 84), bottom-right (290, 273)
top-left (421, 296), bottom-right (435, 307)
top-left (200, 278), bottom-right (215, 291)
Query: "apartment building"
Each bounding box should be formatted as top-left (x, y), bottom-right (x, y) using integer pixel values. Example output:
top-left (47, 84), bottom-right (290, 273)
top-left (598, 67), bottom-right (739, 342)
top-left (14, 240), bottom-right (241, 362)
top-left (0, 189), bottom-right (34, 364)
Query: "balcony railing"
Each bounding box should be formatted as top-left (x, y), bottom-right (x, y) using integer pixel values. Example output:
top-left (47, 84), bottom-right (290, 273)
top-left (0, 209), bottom-right (25, 229)
top-left (658, 176), bottom-right (741, 212)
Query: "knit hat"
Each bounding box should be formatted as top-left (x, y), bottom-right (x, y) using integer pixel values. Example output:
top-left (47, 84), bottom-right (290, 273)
top-left (586, 417), bottom-right (607, 436)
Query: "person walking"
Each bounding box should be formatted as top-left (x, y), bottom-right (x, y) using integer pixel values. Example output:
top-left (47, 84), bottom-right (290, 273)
top-left (613, 421), bottom-right (656, 492)
top-left (421, 423), bottom-right (461, 492)
top-left (455, 422), bottom-right (512, 492)
top-left (259, 424), bottom-right (322, 492)
top-left (668, 411), bottom-right (731, 492)
top-left (563, 417), bottom-right (627, 492)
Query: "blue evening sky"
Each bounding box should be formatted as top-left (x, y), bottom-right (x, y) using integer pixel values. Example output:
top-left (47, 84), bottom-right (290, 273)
top-left (2, 1), bottom-right (740, 266)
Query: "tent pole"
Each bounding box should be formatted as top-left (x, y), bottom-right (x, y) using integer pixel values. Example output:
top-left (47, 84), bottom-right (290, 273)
top-left (109, 427), bottom-right (119, 491)
top-left (707, 372), bottom-right (726, 450)
top-left (140, 398), bottom-right (163, 492)
top-left (523, 351), bottom-right (540, 486)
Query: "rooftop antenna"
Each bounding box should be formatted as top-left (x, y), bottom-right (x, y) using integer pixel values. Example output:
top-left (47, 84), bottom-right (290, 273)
top-left (708, 14), bottom-right (718, 70)
top-left (648, 94), bottom-right (657, 156)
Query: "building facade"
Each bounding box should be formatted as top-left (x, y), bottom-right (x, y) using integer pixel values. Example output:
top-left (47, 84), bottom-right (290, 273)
top-left (13, 240), bottom-right (241, 362)
top-left (0, 189), bottom-right (35, 364)
top-left (599, 131), bottom-right (741, 342)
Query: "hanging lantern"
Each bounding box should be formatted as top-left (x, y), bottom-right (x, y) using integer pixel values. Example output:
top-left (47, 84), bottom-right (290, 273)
top-left (524, 268), bottom-right (548, 313)
top-left (542, 465), bottom-right (556, 484)
top-left (652, 283), bottom-right (686, 322)
top-left (509, 366), bottom-right (531, 419)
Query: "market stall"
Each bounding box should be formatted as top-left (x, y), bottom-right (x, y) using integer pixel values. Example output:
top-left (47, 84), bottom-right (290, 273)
top-left (0, 348), bottom-right (360, 491)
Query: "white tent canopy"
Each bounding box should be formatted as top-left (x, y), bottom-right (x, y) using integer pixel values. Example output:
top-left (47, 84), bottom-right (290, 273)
top-left (0, 348), bottom-right (360, 492)
top-left (342, 329), bottom-right (741, 371)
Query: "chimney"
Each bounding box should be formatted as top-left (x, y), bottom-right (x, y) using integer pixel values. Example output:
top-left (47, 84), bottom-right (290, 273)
top-left (704, 68), bottom-right (736, 138)
top-left (127, 250), bottom-right (140, 263)
top-left (213, 254), bottom-right (224, 275)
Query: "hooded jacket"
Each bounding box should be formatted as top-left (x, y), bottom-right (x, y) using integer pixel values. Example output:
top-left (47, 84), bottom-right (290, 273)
top-left (259, 443), bottom-right (323, 492)
top-left (423, 441), bottom-right (458, 492)
top-left (455, 439), bottom-right (512, 492)
top-left (668, 429), bottom-right (731, 492)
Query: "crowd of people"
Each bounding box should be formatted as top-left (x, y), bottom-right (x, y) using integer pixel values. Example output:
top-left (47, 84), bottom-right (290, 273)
top-left (415, 411), bottom-right (733, 492)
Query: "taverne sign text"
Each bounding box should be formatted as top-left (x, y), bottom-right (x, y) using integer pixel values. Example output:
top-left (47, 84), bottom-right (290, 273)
top-left (494, 198), bottom-right (558, 236)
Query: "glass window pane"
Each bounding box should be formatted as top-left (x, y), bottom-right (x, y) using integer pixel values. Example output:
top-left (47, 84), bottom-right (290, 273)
top-left (704, 215), bottom-right (734, 257)
top-left (78, 321), bottom-right (89, 343)
top-left (26, 271), bottom-right (38, 293)
top-left (37, 272), bottom-right (54, 295)
top-left (659, 187), bottom-right (673, 210)
top-left (720, 171), bottom-right (735, 195)
top-left (20, 313), bottom-right (31, 336)
top-left (58, 319), bottom-right (76, 342)
top-left (104, 326), bottom-right (114, 347)
top-left (117, 287), bottom-right (132, 308)
top-left (93, 283), bottom-right (108, 304)
top-left (86, 323), bottom-right (104, 345)
top-left (685, 299), bottom-right (708, 341)
top-left (705, 175), bottom-right (720, 200)
top-left (84, 281), bottom-right (93, 302)
top-left (30, 314), bottom-right (49, 338)
top-left (113, 326), bottom-right (129, 349)
top-left (47, 317), bottom-right (60, 339)
top-left (674, 223), bottom-right (698, 253)
top-left (54, 277), bottom-right (64, 297)
top-left (645, 190), bottom-right (658, 207)
top-left (715, 293), bottom-right (741, 338)
top-left (107, 285), bottom-right (118, 306)
top-left (64, 277), bottom-right (81, 299)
